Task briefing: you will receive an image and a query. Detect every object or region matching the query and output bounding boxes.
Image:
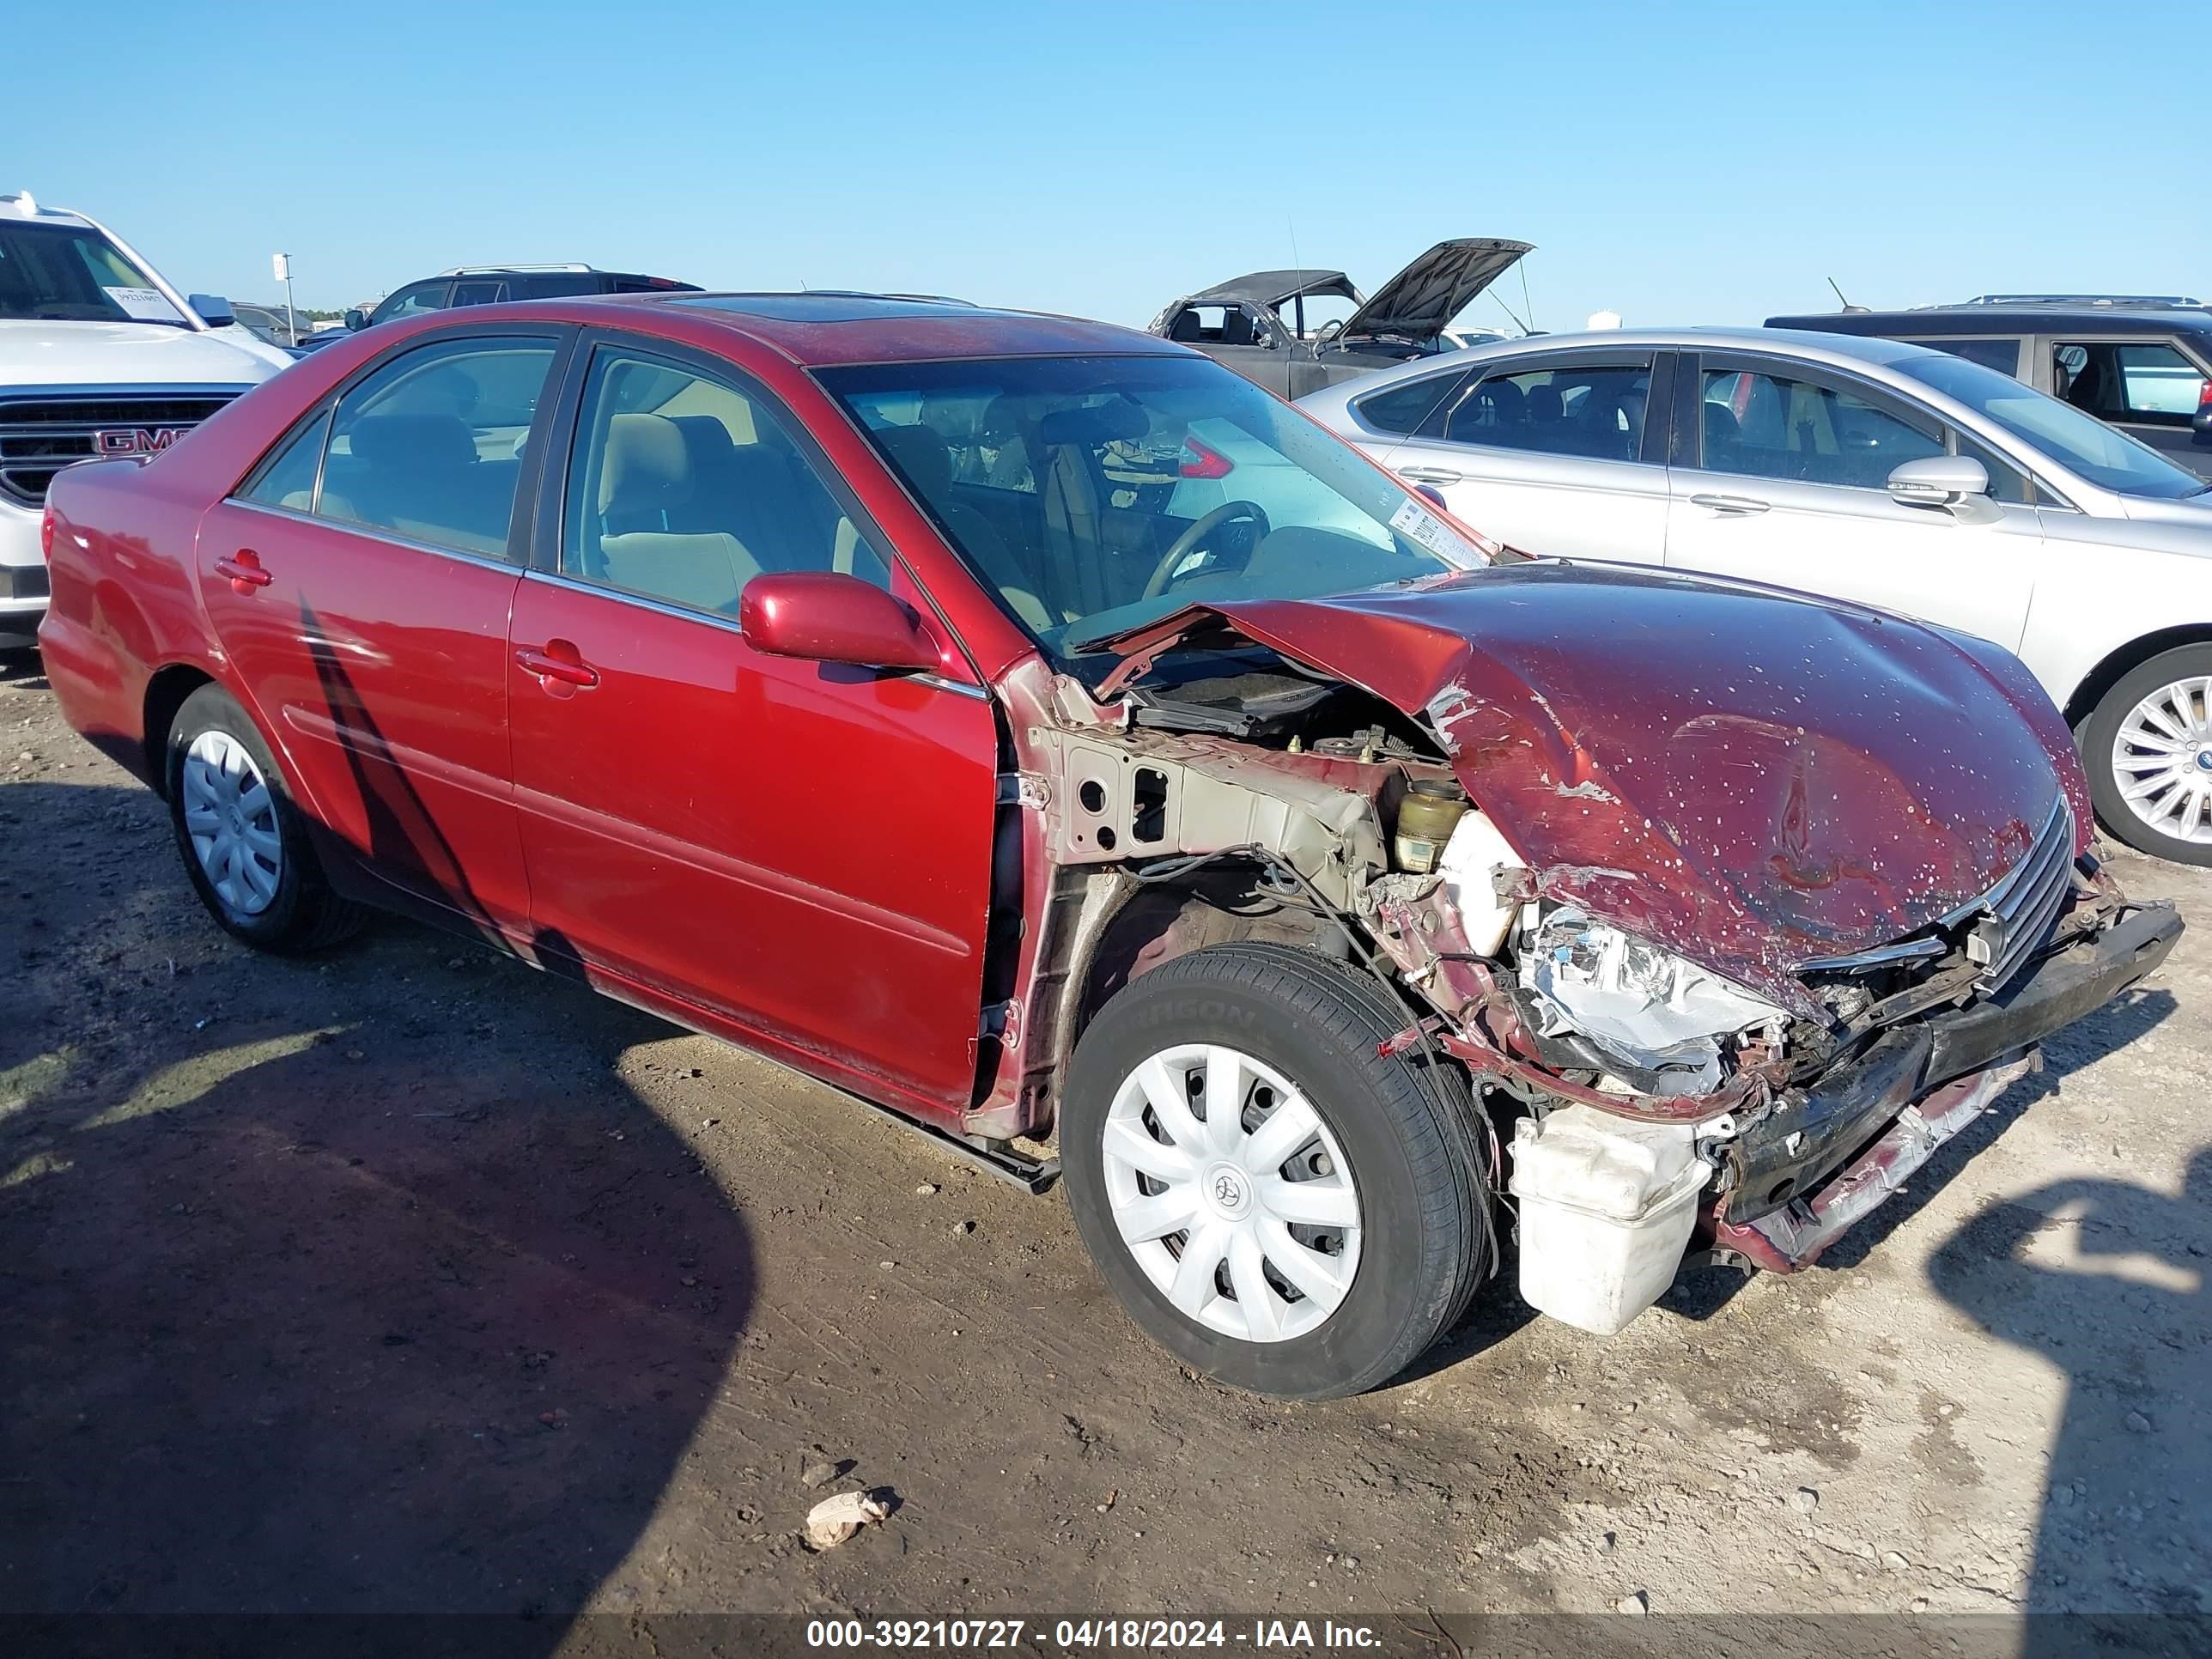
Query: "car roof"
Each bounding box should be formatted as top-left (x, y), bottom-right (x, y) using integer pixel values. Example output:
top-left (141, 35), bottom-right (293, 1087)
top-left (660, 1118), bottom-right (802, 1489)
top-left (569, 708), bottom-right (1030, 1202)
top-left (1433, 324), bottom-right (1946, 368)
top-left (557, 290), bottom-right (1187, 367)
top-left (1295, 325), bottom-right (1960, 410)
top-left (1765, 306), bottom-right (2212, 337)
top-left (0, 192), bottom-right (97, 229)
top-left (1183, 269), bottom-right (1358, 308)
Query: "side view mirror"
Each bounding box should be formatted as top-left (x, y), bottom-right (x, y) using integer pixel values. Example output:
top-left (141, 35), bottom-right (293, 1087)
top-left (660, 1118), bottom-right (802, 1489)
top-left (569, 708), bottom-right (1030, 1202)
top-left (1887, 454), bottom-right (1990, 509)
top-left (189, 293), bottom-right (235, 327)
top-left (343, 308), bottom-right (368, 331)
top-left (739, 571), bottom-right (942, 672)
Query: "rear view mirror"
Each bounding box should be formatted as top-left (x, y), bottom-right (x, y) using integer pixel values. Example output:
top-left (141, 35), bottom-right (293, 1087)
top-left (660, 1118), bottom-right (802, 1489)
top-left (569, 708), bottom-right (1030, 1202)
top-left (190, 294), bottom-right (235, 327)
top-left (1887, 455), bottom-right (1990, 509)
top-left (739, 571), bottom-right (943, 672)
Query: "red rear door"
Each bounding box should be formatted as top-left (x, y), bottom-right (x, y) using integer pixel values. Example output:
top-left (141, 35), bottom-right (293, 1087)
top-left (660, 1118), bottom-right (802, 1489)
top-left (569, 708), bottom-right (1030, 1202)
top-left (196, 330), bottom-right (567, 933)
top-left (506, 337), bottom-right (1000, 1117)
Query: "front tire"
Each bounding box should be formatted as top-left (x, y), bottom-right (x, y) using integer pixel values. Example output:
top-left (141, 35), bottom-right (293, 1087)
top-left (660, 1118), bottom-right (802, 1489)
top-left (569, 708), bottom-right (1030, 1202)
top-left (165, 683), bottom-right (365, 951)
top-left (2084, 645), bottom-right (2212, 866)
top-left (1061, 942), bottom-right (1490, 1400)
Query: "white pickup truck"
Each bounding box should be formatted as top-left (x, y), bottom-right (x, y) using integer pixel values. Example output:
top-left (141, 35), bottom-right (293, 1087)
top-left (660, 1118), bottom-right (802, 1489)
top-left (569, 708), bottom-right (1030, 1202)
top-left (1, 191), bottom-right (289, 648)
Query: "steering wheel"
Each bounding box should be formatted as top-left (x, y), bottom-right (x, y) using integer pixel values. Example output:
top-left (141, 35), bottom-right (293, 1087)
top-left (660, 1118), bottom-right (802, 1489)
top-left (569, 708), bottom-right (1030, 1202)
top-left (1140, 500), bottom-right (1272, 599)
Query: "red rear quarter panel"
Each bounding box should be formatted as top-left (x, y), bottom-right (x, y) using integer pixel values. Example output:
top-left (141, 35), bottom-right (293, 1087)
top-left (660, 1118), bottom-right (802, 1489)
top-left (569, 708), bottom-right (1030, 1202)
top-left (40, 459), bottom-right (225, 787)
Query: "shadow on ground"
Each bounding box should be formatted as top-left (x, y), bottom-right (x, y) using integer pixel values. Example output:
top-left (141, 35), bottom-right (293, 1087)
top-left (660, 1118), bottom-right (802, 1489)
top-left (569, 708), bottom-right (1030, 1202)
top-left (0, 782), bottom-right (755, 1640)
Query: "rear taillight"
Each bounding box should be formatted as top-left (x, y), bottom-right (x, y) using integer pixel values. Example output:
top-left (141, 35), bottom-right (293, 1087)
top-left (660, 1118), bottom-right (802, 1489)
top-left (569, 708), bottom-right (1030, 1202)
top-left (2197, 379), bottom-right (2212, 411)
top-left (1179, 435), bottom-right (1233, 479)
top-left (40, 505), bottom-right (54, 560)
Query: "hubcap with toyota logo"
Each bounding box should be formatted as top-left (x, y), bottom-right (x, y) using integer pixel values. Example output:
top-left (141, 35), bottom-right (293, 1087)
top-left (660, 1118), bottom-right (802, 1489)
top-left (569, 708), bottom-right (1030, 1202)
top-left (1099, 1041), bottom-right (1362, 1344)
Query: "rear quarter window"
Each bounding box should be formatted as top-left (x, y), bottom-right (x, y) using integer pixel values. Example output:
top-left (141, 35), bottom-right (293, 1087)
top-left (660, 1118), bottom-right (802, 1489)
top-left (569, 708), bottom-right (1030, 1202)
top-left (1353, 371), bottom-right (1474, 435)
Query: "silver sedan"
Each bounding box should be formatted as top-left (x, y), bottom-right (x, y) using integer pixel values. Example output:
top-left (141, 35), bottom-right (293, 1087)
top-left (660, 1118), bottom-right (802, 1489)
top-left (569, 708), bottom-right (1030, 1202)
top-left (1298, 327), bottom-right (2212, 864)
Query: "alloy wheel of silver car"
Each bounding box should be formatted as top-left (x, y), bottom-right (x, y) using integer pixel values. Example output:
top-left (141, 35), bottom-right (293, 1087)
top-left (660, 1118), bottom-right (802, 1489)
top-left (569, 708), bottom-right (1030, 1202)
top-left (2111, 675), bottom-right (2212, 845)
top-left (1101, 1042), bottom-right (1362, 1343)
top-left (180, 728), bottom-right (284, 915)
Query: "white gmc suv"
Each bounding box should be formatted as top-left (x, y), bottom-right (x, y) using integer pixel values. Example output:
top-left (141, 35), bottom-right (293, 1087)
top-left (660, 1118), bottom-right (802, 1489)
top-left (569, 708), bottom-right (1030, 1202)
top-left (1, 191), bottom-right (289, 648)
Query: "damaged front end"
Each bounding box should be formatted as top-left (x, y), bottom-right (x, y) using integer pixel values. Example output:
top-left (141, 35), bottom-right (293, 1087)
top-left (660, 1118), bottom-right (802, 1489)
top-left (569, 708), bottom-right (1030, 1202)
top-left (981, 568), bottom-right (2181, 1337)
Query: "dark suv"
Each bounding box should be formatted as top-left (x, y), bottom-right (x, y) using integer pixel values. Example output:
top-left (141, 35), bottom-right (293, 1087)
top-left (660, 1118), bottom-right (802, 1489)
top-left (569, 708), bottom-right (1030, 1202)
top-left (345, 264), bottom-right (700, 331)
top-left (1765, 297), bottom-right (2212, 478)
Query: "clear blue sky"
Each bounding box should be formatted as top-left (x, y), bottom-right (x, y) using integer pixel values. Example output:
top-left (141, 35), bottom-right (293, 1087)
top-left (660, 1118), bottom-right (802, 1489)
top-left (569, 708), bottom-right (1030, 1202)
top-left (14, 1), bottom-right (2203, 328)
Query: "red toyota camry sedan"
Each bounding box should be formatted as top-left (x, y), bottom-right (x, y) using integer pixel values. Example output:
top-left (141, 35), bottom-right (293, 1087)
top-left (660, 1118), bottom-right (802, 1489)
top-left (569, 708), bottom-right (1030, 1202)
top-left (39, 293), bottom-right (2177, 1397)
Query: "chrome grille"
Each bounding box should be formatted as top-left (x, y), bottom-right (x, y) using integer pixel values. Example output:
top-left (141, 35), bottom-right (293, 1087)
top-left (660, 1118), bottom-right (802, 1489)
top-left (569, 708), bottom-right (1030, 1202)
top-left (1963, 798), bottom-right (2075, 994)
top-left (0, 390), bottom-right (241, 508)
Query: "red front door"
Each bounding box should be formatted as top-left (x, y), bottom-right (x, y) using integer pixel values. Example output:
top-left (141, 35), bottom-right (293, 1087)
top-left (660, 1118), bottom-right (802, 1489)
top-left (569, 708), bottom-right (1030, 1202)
top-left (505, 573), bottom-right (1000, 1116)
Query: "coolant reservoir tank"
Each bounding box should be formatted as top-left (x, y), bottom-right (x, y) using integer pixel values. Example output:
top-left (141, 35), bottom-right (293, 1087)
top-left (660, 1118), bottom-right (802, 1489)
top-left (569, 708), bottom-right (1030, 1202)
top-left (1436, 807), bottom-right (1520, 957)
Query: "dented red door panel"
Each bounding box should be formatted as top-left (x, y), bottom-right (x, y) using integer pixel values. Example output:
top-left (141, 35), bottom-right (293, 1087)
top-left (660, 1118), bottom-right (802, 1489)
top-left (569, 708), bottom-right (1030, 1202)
top-left (1106, 562), bottom-right (2093, 1012)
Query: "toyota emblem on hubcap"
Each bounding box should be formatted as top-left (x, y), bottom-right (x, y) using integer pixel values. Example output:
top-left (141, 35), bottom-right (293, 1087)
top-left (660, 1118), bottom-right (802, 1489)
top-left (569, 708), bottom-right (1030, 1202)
top-left (1204, 1164), bottom-right (1251, 1216)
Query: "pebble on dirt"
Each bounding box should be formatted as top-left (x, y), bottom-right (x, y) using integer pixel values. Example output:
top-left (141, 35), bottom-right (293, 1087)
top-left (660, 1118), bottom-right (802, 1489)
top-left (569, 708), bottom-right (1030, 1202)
top-left (2124, 1411), bottom-right (2152, 1433)
top-left (800, 1461), bottom-right (837, 1490)
top-left (805, 1490), bottom-right (890, 1549)
top-left (1617, 1591), bottom-right (1649, 1615)
top-left (1790, 1486), bottom-right (1820, 1513)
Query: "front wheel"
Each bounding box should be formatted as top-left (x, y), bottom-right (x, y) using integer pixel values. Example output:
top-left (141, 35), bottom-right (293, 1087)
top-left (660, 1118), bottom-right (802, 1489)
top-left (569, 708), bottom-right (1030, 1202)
top-left (1061, 942), bottom-right (1490, 1399)
top-left (2084, 645), bottom-right (2212, 866)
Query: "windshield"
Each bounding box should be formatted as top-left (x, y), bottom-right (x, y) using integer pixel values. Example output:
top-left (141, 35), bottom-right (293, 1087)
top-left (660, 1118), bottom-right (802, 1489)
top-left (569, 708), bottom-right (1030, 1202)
top-left (0, 220), bottom-right (186, 326)
top-left (817, 354), bottom-right (1487, 670)
top-left (1894, 349), bottom-right (2209, 500)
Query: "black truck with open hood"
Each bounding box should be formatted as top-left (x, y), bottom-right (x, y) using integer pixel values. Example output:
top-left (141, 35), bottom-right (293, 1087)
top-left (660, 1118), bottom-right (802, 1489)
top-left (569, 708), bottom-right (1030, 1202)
top-left (1147, 237), bottom-right (1533, 398)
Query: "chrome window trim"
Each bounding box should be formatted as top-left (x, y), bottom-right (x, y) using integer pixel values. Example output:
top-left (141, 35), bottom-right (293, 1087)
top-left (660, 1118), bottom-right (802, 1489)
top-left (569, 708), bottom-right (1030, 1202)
top-left (516, 568), bottom-right (988, 699)
top-left (221, 497), bottom-right (526, 574)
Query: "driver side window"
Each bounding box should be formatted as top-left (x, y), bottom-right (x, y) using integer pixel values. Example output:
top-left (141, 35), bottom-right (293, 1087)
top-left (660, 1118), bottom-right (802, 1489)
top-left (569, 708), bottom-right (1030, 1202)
top-left (1698, 368), bottom-right (1943, 489)
top-left (561, 349), bottom-right (890, 617)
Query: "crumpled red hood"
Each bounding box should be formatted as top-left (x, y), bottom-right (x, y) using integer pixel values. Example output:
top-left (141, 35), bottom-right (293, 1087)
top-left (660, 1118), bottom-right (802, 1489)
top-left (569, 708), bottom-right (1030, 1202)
top-left (1103, 562), bottom-right (2093, 1014)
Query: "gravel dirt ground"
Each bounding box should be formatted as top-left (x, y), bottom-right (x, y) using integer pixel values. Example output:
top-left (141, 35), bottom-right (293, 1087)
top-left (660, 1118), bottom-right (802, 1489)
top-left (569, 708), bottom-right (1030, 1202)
top-left (2, 650), bottom-right (2207, 1646)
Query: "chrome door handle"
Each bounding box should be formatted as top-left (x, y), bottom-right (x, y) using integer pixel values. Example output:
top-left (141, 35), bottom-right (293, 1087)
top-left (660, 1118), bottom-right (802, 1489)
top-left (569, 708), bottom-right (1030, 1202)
top-left (1397, 466), bottom-right (1463, 485)
top-left (1688, 493), bottom-right (1771, 516)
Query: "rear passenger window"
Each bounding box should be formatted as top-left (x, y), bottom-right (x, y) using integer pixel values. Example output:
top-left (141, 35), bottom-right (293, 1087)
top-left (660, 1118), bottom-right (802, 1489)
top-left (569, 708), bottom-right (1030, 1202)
top-left (561, 349), bottom-right (890, 617)
top-left (1353, 371), bottom-right (1472, 436)
top-left (1444, 363), bottom-right (1652, 461)
top-left (244, 404), bottom-right (332, 512)
top-left (315, 337), bottom-right (556, 559)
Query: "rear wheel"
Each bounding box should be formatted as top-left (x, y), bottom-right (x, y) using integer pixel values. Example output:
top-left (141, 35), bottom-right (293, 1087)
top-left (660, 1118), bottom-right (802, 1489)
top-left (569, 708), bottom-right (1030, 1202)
top-left (2084, 644), bottom-right (2212, 866)
top-left (1061, 942), bottom-right (1489, 1400)
top-left (165, 684), bottom-right (364, 951)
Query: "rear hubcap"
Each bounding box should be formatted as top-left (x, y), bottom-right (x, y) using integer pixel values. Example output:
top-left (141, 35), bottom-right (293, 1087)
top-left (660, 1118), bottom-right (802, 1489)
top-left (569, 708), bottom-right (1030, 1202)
top-left (181, 731), bottom-right (283, 915)
top-left (2112, 675), bottom-right (2212, 845)
top-left (1101, 1042), bottom-right (1361, 1344)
